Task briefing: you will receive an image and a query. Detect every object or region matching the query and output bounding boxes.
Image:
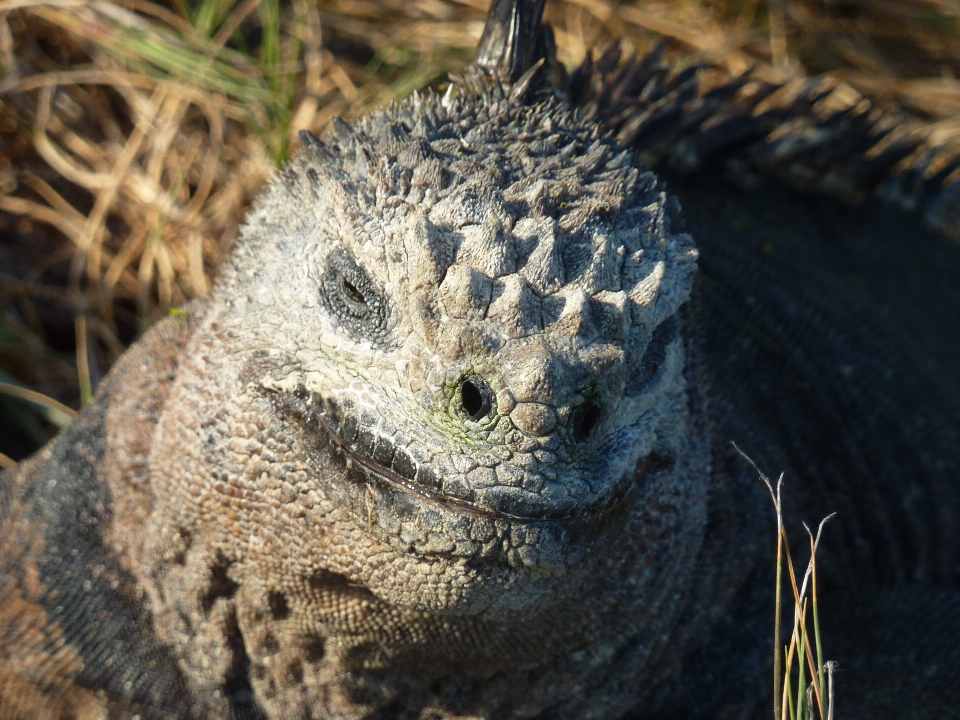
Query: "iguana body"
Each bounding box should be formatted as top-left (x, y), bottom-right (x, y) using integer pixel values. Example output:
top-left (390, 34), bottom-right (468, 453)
top-left (2, 1), bottom-right (960, 718)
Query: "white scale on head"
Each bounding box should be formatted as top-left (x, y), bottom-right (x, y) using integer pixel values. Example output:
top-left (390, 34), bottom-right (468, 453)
top-left (226, 82), bottom-right (700, 530)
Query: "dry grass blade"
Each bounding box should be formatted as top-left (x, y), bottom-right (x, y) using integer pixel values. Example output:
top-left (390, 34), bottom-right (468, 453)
top-left (805, 518), bottom-right (833, 715)
top-left (768, 0), bottom-right (788, 68)
top-left (734, 443), bottom-right (835, 720)
top-left (733, 442), bottom-right (784, 720)
top-left (0, 381), bottom-right (77, 426)
top-left (0, 0), bottom-right (958, 458)
top-left (74, 314), bottom-right (91, 405)
top-left (2, 1), bottom-right (287, 333)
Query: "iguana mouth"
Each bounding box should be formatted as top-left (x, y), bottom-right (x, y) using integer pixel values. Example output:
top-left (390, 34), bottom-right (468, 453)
top-left (318, 412), bottom-right (533, 521)
top-left (270, 387), bottom-right (644, 524)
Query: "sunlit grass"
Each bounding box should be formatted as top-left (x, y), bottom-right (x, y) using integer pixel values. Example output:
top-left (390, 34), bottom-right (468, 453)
top-left (1, 0), bottom-right (959, 453)
top-left (735, 444), bottom-right (836, 720)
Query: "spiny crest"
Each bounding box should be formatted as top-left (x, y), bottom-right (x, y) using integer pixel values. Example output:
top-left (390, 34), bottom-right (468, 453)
top-left (282, 85), bottom-right (696, 374)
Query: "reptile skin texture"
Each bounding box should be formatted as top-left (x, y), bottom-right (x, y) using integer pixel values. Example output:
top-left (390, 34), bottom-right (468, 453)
top-left (1, 1), bottom-right (959, 718)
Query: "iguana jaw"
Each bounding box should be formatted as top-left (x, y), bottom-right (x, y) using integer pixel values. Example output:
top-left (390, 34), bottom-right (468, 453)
top-left (253, 376), bottom-right (692, 616)
top-left (321, 406), bottom-right (646, 523)
top-left (272, 384), bottom-right (647, 526)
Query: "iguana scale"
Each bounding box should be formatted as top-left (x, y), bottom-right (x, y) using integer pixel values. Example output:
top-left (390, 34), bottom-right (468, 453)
top-left (2, 1), bottom-right (960, 718)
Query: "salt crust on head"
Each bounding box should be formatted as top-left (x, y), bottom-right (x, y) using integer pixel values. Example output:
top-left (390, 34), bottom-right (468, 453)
top-left (232, 85), bottom-right (697, 409)
top-left (216, 81), bottom-right (700, 547)
top-left (127, 77), bottom-right (714, 720)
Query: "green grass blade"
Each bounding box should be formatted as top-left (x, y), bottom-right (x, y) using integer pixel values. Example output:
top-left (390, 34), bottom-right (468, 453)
top-left (784, 645), bottom-right (796, 720)
top-left (796, 623), bottom-right (806, 719)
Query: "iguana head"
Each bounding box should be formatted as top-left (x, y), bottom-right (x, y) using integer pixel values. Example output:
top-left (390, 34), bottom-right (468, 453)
top-left (212, 0), bottom-right (698, 615)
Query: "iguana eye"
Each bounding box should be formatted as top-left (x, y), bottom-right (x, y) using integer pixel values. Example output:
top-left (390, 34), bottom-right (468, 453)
top-left (341, 277), bottom-right (366, 305)
top-left (320, 250), bottom-right (390, 342)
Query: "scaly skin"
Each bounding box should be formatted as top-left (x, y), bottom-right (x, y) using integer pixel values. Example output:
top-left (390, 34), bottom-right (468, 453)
top-left (3, 1), bottom-right (960, 718)
top-left (130, 86), bottom-right (712, 719)
top-left (2, 70), bottom-right (716, 720)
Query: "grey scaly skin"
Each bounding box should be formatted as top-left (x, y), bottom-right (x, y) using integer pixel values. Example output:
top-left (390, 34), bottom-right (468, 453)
top-left (123, 80), bottom-right (709, 719)
top-left (2, 1), bottom-right (960, 718)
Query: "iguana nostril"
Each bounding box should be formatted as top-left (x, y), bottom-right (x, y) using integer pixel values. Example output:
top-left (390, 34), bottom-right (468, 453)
top-left (460, 378), bottom-right (492, 420)
top-left (574, 402), bottom-right (602, 442)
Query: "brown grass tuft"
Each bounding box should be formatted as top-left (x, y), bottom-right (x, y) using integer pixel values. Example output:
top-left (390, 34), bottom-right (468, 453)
top-left (1, 0), bottom-right (959, 457)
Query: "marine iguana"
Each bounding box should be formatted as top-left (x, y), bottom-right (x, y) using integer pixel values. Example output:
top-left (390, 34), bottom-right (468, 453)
top-left (2, 0), bottom-right (960, 718)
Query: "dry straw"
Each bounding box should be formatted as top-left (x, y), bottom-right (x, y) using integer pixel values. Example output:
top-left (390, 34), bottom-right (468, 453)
top-left (0, 2), bottom-right (954, 715)
top-left (2, 0), bottom-right (959, 336)
top-left (735, 443), bottom-right (836, 720)
top-left (0, 0), bottom-right (958, 440)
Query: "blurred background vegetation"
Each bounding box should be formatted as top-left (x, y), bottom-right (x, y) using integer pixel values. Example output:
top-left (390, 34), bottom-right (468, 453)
top-left (1, 0), bottom-right (959, 464)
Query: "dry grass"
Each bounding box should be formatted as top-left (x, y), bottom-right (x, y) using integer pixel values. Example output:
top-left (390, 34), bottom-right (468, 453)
top-left (1, 0), bottom-right (959, 456)
top-left (736, 444), bottom-right (836, 720)
top-left (0, 4), bottom-right (956, 716)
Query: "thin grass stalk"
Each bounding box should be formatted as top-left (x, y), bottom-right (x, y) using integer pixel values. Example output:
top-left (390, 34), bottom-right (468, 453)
top-left (782, 515), bottom-right (834, 720)
top-left (794, 545), bottom-right (822, 715)
top-left (0, 382), bottom-right (77, 423)
top-left (212, 0), bottom-right (261, 48)
top-left (795, 598), bottom-right (807, 719)
top-left (773, 484), bottom-right (784, 720)
top-left (75, 314), bottom-right (92, 405)
top-left (192, 0), bottom-right (233, 37)
top-left (259, 0), bottom-right (281, 94)
top-left (265, 0), bottom-right (303, 162)
top-left (801, 621), bottom-right (821, 717)
top-left (783, 521), bottom-right (823, 716)
top-left (783, 640), bottom-right (796, 720)
top-left (781, 523), bottom-right (806, 718)
top-left (733, 443), bottom-right (784, 720)
top-left (809, 524), bottom-right (827, 717)
top-left (826, 661), bottom-right (836, 720)
top-left (781, 525), bottom-right (803, 607)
